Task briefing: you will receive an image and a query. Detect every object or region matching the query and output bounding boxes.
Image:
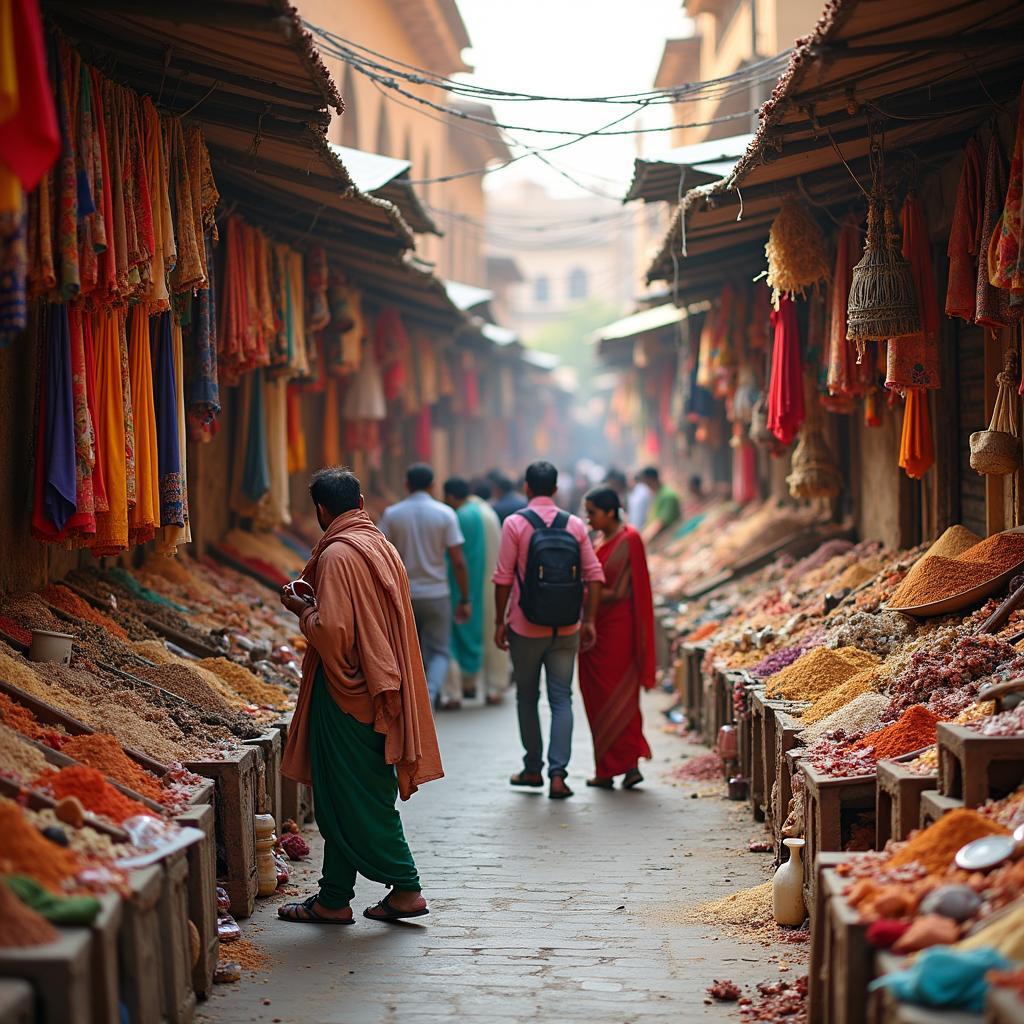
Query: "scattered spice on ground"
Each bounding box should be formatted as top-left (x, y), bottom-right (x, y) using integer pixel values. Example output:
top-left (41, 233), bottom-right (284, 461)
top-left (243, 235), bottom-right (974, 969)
top-left (671, 751), bottom-right (722, 781)
top-left (887, 809), bottom-right (1009, 875)
top-left (682, 881), bottom-right (778, 946)
top-left (739, 976), bottom-right (808, 1023)
top-left (61, 734), bottom-right (164, 803)
top-left (41, 585), bottom-right (129, 641)
top-left (766, 646), bottom-right (879, 701)
top-left (231, 938), bottom-right (273, 971)
top-left (35, 765), bottom-right (153, 824)
top-left (0, 882), bottom-right (59, 948)
top-left (707, 980), bottom-right (741, 1001)
top-left (0, 800), bottom-right (81, 891)
top-left (856, 705), bottom-right (938, 762)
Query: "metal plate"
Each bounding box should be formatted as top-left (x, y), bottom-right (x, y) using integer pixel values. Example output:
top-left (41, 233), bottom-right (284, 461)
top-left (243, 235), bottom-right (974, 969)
top-left (954, 834), bottom-right (1017, 871)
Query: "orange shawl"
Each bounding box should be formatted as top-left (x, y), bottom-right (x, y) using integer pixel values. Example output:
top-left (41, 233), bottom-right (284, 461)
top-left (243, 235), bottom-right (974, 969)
top-left (280, 509), bottom-right (443, 800)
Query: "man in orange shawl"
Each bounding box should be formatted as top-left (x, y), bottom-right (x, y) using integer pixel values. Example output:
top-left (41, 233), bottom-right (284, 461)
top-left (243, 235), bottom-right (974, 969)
top-left (279, 467), bottom-right (443, 924)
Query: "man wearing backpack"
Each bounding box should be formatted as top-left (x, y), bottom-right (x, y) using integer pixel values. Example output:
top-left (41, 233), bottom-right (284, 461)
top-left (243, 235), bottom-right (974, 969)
top-left (492, 461), bottom-right (604, 799)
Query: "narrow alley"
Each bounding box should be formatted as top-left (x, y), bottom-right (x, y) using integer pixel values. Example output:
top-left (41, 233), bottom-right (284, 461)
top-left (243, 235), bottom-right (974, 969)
top-left (202, 693), bottom-right (786, 1024)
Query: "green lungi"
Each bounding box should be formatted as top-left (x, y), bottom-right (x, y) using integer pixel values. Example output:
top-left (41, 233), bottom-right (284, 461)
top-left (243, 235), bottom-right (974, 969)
top-left (309, 667), bottom-right (421, 908)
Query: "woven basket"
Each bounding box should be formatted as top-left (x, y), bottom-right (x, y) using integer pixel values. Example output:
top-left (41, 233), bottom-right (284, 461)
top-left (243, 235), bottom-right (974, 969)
top-left (970, 431), bottom-right (1021, 475)
top-left (787, 428), bottom-right (842, 499)
top-left (847, 195), bottom-right (920, 343)
top-left (970, 363), bottom-right (1021, 475)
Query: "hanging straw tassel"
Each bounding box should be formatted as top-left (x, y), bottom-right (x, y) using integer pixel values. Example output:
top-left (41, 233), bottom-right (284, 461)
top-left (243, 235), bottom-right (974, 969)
top-left (847, 194), bottom-right (921, 345)
top-left (970, 351), bottom-right (1021, 475)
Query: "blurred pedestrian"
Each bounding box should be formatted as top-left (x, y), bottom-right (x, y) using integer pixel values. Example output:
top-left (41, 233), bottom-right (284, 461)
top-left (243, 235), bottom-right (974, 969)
top-left (579, 486), bottom-right (656, 790)
top-left (380, 464), bottom-right (471, 706)
top-left (638, 466), bottom-right (681, 544)
top-left (489, 471), bottom-right (528, 523)
top-left (627, 470), bottom-right (653, 529)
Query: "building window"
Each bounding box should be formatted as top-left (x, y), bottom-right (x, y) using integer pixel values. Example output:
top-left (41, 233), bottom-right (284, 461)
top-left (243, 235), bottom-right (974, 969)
top-left (533, 275), bottom-right (550, 303)
top-left (568, 266), bottom-right (588, 300)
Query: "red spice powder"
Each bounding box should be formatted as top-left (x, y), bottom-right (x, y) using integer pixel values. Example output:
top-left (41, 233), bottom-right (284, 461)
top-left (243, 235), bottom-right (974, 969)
top-left (0, 692), bottom-right (50, 742)
top-left (0, 614), bottom-right (32, 647)
top-left (887, 808), bottom-right (1008, 875)
top-left (61, 734), bottom-right (164, 803)
top-left (0, 801), bottom-right (81, 892)
top-left (857, 705), bottom-right (938, 762)
top-left (41, 585), bottom-right (129, 642)
top-left (34, 765), bottom-right (152, 824)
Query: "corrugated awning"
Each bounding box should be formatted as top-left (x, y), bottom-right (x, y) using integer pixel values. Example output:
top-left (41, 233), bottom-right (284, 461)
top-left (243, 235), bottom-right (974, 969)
top-left (624, 133), bottom-right (754, 204)
top-left (330, 144), bottom-right (440, 235)
top-left (647, 0), bottom-right (1024, 285)
top-left (445, 280), bottom-right (494, 314)
top-left (591, 303), bottom-right (685, 344)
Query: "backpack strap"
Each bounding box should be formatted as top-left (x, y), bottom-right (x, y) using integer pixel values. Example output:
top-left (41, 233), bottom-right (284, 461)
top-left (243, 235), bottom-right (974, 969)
top-left (551, 511), bottom-right (570, 531)
top-left (515, 508), bottom-right (546, 531)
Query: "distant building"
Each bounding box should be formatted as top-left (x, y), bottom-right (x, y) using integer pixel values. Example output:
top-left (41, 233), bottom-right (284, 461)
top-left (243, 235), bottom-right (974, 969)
top-left (298, 0), bottom-right (508, 285)
top-left (484, 180), bottom-right (634, 344)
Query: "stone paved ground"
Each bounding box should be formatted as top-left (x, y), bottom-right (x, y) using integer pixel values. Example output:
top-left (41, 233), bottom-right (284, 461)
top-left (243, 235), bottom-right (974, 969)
top-left (201, 691), bottom-right (798, 1024)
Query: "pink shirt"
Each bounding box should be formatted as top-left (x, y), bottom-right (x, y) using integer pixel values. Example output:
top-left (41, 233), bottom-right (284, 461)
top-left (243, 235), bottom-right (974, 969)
top-left (492, 496), bottom-right (605, 638)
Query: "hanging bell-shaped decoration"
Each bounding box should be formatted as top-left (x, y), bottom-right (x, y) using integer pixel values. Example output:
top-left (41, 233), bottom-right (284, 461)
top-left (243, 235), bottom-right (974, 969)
top-left (847, 195), bottom-right (920, 343)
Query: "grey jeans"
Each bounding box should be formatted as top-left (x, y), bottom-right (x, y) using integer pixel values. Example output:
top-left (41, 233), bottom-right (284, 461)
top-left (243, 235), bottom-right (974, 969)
top-left (411, 596), bottom-right (452, 704)
top-left (508, 629), bottom-right (579, 778)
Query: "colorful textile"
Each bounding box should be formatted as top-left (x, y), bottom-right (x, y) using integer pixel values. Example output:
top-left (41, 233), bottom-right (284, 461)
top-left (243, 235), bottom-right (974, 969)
top-left (898, 389), bottom-right (934, 480)
top-left (185, 233), bottom-right (219, 440)
top-left (155, 319), bottom-right (190, 555)
top-left (578, 525), bottom-right (655, 779)
top-left (946, 138), bottom-right (983, 321)
top-left (977, 135), bottom-right (1016, 329)
top-left (448, 499), bottom-right (486, 676)
top-left (990, 83), bottom-right (1024, 295)
top-left (240, 369), bottom-right (270, 506)
top-left (827, 214), bottom-right (872, 398)
top-left (91, 310), bottom-right (128, 554)
top-left (0, 185), bottom-right (26, 344)
top-left (0, 0), bottom-right (59, 192)
top-left (32, 304), bottom-right (76, 535)
top-left (65, 305), bottom-right (96, 537)
top-left (767, 295), bottom-right (804, 445)
top-left (887, 194), bottom-right (940, 391)
top-left (149, 312), bottom-right (183, 528)
top-left (281, 508), bottom-right (444, 800)
top-left (309, 667), bottom-right (421, 908)
top-left (127, 305), bottom-right (159, 545)
top-left (286, 385), bottom-right (307, 475)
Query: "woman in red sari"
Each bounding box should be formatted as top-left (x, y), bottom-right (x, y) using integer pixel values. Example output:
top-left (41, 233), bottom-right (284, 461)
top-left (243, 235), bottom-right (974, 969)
top-left (579, 487), bottom-right (656, 789)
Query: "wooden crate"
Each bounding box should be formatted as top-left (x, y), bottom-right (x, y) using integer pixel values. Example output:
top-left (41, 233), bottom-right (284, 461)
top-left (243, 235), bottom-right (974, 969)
top-left (920, 790), bottom-right (965, 828)
top-left (749, 692), bottom-right (768, 822)
top-left (762, 698), bottom-right (808, 841)
top-left (184, 745), bottom-right (260, 919)
top-left (0, 930), bottom-right (93, 1024)
top-left (120, 865), bottom-right (165, 1024)
top-left (801, 762), bottom-right (877, 912)
top-left (174, 802), bottom-right (217, 1000)
top-left (821, 868), bottom-right (874, 1024)
top-left (89, 894), bottom-right (123, 1024)
top-left (158, 847), bottom-right (197, 1024)
top-left (937, 723), bottom-right (1024, 808)
top-left (0, 980), bottom-right (33, 1024)
top-left (244, 727), bottom-right (283, 823)
top-left (809, 852), bottom-right (854, 1024)
top-left (684, 644), bottom-right (706, 731)
top-left (987, 987), bottom-right (1024, 1024)
top-left (276, 715), bottom-right (314, 827)
top-left (876, 756), bottom-right (938, 847)
top-left (772, 705), bottom-right (806, 849)
top-left (736, 678), bottom-right (761, 783)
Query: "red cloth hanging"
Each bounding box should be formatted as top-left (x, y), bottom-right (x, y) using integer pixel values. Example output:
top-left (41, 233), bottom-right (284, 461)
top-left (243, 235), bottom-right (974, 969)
top-left (375, 308), bottom-right (410, 402)
top-left (414, 406), bottom-right (432, 461)
top-left (946, 138), bottom-right (983, 322)
top-left (767, 295), bottom-right (804, 445)
top-left (826, 214), bottom-right (873, 399)
top-left (0, 0), bottom-right (59, 191)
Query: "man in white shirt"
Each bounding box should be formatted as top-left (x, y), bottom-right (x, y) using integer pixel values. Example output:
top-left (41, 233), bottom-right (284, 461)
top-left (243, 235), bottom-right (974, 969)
top-left (380, 464), bottom-right (471, 706)
top-left (627, 472), bottom-right (653, 530)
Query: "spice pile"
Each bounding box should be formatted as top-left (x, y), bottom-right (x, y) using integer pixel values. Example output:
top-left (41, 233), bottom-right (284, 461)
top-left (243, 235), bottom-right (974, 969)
top-left (765, 646), bottom-right (879, 702)
top-left (35, 765), bottom-right (153, 825)
top-left (0, 883), bottom-right (58, 949)
top-left (61, 734), bottom-right (165, 803)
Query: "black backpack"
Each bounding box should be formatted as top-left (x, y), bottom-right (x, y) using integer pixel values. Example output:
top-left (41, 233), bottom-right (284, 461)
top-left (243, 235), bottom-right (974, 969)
top-left (515, 509), bottom-right (584, 629)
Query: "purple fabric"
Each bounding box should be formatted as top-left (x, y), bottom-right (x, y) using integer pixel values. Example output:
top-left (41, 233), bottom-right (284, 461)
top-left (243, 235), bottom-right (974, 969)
top-left (43, 304), bottom-right (77, 530)
top-left (150, 311), bottom-right (184, 527)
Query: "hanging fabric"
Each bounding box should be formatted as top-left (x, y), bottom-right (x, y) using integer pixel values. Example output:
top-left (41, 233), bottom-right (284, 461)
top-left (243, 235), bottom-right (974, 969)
top-left (185, 234), bottom-right (219, 440)
top-left (128, 304), bottom-right (159, 544)
top-left (989, 83), bottom-right (1024, 297)
top-left (141, 97), bottom-right (174, 312)
top-left (898, 389), bottom-right (934, 479)
top-left (946, 138), bottom-right (983, 321)
top-left (261, 374), bottom-right (290, 528)
top-left (322, 377), bottom-right (342, 467)
top-left (150, 311), bottom-right (184, 528)
top-left (240, 368), bottom-right (271, 505)
top-left (286, 384), bottom-right (307, 475)
top-left (976, 134), bottom-right (1016, 329)
top-left (767, 294), bottom-right (804, 445)
top-left (91, 310), bottom-right (128, 554)
top-left (827, 213), bottom-right (873, 398)
top-left (887, 194), bottom-right (940, 392)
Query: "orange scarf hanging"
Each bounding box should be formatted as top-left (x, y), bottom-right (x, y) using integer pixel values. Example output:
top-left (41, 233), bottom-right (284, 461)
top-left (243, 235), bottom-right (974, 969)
top-left (898, 389), bottom-right (934, 479)
top-left (127, 305), bottom-right (159, 544)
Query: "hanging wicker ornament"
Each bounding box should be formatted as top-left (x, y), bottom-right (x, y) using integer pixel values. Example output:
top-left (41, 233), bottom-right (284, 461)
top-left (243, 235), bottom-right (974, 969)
top-left (970, 351), bottom-right (1021, 475)
top-left (787, 423), bottom-right (843, 499)
top-left (764, 196), bottom-right (831, 308)
top-left (846, 145), bottom-right (920, 344)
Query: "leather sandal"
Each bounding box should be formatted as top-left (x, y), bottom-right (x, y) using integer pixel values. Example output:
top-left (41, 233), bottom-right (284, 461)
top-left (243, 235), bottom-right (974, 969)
top-left (586, 777), bottom-right (615, 789)
top-left (549, 778), bottom-right (574, 800)
top-left (510, 771), bottom-right (544, 787)
top-left (278, 894), bottom-right (354, 925)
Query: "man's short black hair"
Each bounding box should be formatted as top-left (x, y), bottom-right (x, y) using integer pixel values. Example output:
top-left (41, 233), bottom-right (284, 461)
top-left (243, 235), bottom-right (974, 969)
top-left (525, 461), bottom-right (558, 497)
top-left (309, 467), bottom-right (361, 516)
top-left (406, 463), bottom-right (434, 491)
top-left (489, 472), bottom-right (512, 495)
top-left (640, 465), bottom-right (660, 484)
top-left (688, 474), bottom-right (703, 492)
top-left (604, 468), bottom-right (627, 490)
top-left (471, 477), bottom-right (493, 501)
top-left (444, 476), bottom-right (470, 501)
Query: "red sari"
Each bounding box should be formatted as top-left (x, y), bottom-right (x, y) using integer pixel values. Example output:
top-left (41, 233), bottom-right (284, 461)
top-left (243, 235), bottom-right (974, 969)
top-left (579, 524), bottom-right (656, 778)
